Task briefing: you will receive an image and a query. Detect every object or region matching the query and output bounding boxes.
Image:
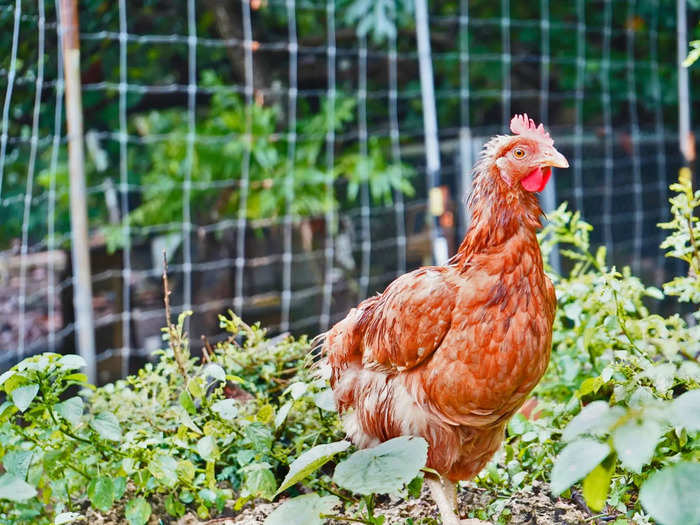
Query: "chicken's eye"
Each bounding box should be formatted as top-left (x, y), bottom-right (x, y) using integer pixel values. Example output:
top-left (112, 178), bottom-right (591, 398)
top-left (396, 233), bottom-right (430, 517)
top-left (513, 148), bottom-right (526, 159)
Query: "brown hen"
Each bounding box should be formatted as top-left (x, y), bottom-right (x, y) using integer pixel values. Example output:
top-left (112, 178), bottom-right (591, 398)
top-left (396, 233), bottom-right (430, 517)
top-left (322, 114), bottom-right (568, 525)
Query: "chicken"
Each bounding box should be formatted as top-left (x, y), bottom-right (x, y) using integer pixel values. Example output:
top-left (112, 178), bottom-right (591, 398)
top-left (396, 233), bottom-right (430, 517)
top-left (321, 115), bottom-right (569, 525)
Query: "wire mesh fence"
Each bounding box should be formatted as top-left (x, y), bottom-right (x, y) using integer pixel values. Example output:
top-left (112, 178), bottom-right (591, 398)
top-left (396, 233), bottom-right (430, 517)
top-left (0, 0), bottom-right (696, 383)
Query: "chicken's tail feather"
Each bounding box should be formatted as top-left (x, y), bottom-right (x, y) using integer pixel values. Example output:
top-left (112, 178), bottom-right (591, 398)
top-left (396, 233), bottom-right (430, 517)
top-left (305, 330), bottom-right (330, 377)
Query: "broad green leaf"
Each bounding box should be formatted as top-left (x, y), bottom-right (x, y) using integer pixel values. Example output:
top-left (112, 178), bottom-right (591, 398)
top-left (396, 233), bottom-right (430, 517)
top-left (90, 412), bottom-right (122, 441)
top-left (55, 396), bottom-right (84, 427)
top-left (612, 418), bottom-right (663, 473)
top-left (148, 454), bottom-right (178, 487)
top-left (245, 423), bottom-right (273, 452)
top-left (176, 460), bottom-right (195, 483)
top-left (88, 476), bottom-right (115, 512)
top-left (313, 389), bottom-right (336, 412)
top-left (113, 476), bottom-right (127, 499)
top-left (286, 382), bottom-right (308, 400)
top-left (54, 512), bottom-right (83, 524)
top-left (333, 436), bottom-right (428, 495)
top-left (243, 464), bottom-right (276, 500)
top-left (3, 450), bottom-right (33, 480)
top-left (2, 450), bottom-right (34, 479)
top-left (11, 384), bottom-right (39, 413)
top-left (0, 473), bottom-right (37, 501)
top-left (58, 354), bottom-right (86, 370)
top-left (210, 398), bottom-right (238, 421)
top-left (264, 493), bottom-right (339, 525)
top-left (640, 462), bottom-right (700, 525)
top-left (671, 390), bottom-right (700, 431)
top-left (125, 497), bottom-right (151, 525)
top-left (276, 440), bottom-right (351, 496)
top-left (196, 435), bottom-right (218, 461)
top-left (202, 363), bottom-right (226, 382)
top-left (582, 456), bottom-right (615, 512)
top-left (550, 439), bottom-right (610, 495)
top-left (562, 401), bottom-right (623, 441)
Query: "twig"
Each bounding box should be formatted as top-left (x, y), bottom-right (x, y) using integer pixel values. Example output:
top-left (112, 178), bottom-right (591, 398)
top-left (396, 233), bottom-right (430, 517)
top-left (162, 250), bottom-right (189, 383)
top-left (201, 334), bottom-right (213, 363)
top-left (319, 514), bottom-right (370, 524)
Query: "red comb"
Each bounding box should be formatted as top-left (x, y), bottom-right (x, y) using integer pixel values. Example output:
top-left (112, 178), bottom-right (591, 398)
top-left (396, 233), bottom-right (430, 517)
top-left (509, 113), bottom-right (553, 146)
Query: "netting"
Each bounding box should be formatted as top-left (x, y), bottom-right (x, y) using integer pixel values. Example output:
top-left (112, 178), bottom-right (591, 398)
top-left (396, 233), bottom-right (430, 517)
top-left (0, 0), bottom-right (695, 383)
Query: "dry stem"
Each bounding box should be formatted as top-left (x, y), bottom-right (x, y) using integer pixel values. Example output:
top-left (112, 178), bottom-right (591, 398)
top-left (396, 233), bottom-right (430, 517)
top-left (162, 250), bottom-right (189, 383)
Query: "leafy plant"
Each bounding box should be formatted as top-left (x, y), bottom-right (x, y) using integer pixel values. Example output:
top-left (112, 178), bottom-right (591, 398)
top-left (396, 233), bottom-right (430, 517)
top-left (0, 310), bottom-right (343, 523)
top-left (104, 72), bottom-right (414, 251)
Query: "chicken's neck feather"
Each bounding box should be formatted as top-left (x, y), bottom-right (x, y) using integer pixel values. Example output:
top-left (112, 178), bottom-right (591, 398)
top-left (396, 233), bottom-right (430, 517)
top-left (454, 160), bottom-right (543, 266)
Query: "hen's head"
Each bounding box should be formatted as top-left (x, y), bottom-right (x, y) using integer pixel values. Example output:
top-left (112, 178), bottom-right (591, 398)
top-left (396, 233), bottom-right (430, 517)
top-left (482, 114), bottom-right (568, 193)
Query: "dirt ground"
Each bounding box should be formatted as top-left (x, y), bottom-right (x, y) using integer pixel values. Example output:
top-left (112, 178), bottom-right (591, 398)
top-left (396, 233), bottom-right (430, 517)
top-left (214, 482), bottom-right (589, 525)
top-left (86, 480), bottom-right (591, 525)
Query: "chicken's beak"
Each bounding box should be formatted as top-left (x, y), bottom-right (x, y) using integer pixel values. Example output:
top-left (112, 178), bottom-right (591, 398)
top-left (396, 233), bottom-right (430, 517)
top-left (541, 148), bottom-right (569, 169)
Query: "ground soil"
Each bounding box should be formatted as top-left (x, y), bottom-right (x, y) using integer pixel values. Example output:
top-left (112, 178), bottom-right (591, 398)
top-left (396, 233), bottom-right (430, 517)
top-left (88, 480), bottom-right (591, 525)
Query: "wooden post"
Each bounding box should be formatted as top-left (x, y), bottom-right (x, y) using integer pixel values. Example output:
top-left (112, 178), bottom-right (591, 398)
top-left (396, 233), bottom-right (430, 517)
top-left (415, 0), bottom-right (448, 265)
top-left (59, 0), bottom-right (96, 383)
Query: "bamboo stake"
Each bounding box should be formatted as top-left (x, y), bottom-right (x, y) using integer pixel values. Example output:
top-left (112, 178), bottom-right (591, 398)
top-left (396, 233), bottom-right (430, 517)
top-left (59, 0), bottom-right (96, 384)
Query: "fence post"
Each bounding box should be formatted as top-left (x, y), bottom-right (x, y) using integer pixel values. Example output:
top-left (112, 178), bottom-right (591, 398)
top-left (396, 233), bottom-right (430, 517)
top-left (59, 0), bottom-right (97, 383)
top-left (677, 0), bottom-right (694, 171)
top-left (414, 0), bottom-right (448, 265)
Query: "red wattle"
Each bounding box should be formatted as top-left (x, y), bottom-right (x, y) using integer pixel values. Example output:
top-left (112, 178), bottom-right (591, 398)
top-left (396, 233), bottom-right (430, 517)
top-left (520, 167), bottom-right (552, 192)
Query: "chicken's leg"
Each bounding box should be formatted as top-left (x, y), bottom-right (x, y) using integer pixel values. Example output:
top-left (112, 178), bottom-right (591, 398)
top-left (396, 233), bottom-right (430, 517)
top-left (427, 476), bottom-right (492, 525)
top-left (444, 478), bottom-right (458, 511)
top-left (427, 476), bottom-right (461, 525)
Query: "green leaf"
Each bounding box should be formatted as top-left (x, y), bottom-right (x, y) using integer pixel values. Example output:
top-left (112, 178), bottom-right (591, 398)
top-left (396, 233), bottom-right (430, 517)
top-left (562, 401), bottom-right (623, 442)
top-left (58, 354), bottom-right (86, 370)
top-left (179, 390), bottom-right (196, 414)
top-left (333, 436), bottom-right (428, 495)
top-left (639, 462), bottom-right (700, 525)
top-left (210, 398), bottom-right (238, 421)
top-left (54, 512), bottom-right (83, 524)
top-left (176, 460), bottom-right (195, 483)
top-left (125, 497), bottom-right (151, 525)
top-left (196, 435), bottom-right (218, 461)
top-left (187, 377), bottom-right (204, 399)
top-left (88, 476), bottom-right (115, 512)
top-left (164, 494), bottom-right (186, 517)
top-left (55, 396), bottom-right (84, 427)
top-left (148, 454), bottom-right (178, 488)
top-left (582, 456), bottom-right (615, 512)
top-left (245, 423), bottom-right (273, 452)
top-left (0, 370), bottom-right (15, 388)
top-left (202, 363), bottom-right (226, 382)
top-left (11, 384), bottom-right (39, 413)
top-left (314, 389), bottom-right (336, 412)
top-left (243, 464), bottom-right (276, 500)
top-left (612, 418), bottom-right (663, 473)
top-left (671, 390), bottom-right (700, 431)
top-left (276, 440), bottom-right (351, 496)
top-left (90, 412), bottom-right (122, 441)
top-left (264, 493), bottom-right (339, 525)
top-left (550, 439), bottom-right (610, 496)
top-left (274, 401), bottom-right (292, 429)
top-left (0, 473), bottom-right (36, 501)
top-left (3, 450), bottom-right (33, 480)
